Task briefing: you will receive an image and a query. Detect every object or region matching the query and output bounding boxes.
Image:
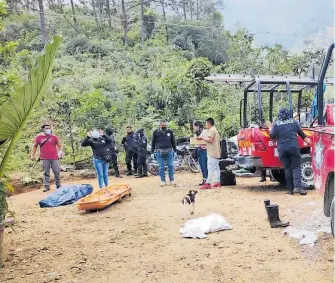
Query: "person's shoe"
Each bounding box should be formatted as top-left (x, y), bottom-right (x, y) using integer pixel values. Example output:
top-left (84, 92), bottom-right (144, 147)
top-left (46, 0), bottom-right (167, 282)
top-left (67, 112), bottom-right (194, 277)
top-left (136, 175), bottom-right (144, 179)
top-left (56, 185), bottom-right (61, 189)
top-left (143, 174), bottom-right (149, 177)
top-left (160, 182), bottom-right (166, 187)
top-left (293, 188), bottom-right (307, 195)
top-left (43, 187), bottom-right (50, 192)
top-left (200, 183), bottom-right (211, 190)
top-left (211, 182), bottom-right (221, 189)
top-left (259, 176), bottom-right (266, 182)
top-left (287, 190), bottom-right (294, 195)
top-left (170, 181), bottom-right (177, 187)
top-left (126, 171), bottom-right (133, 176)
top-left (199, 179), bottom-right (205, 186)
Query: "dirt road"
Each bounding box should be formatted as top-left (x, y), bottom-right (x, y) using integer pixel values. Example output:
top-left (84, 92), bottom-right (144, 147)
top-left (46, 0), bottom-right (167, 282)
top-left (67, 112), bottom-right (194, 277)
top-left (1, 173), bottom-right (333, 283)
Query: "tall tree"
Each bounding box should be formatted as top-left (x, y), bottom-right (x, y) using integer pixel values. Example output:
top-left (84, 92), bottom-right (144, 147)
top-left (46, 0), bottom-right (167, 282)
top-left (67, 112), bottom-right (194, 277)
top-left (140, 0), bottom-right (145, 44)
top-left (38, 0), bottom-right (47, 45)
top-left (121, 0), bottom-right (128, 45)
top-left (70, 0), bottom-right (78, 32)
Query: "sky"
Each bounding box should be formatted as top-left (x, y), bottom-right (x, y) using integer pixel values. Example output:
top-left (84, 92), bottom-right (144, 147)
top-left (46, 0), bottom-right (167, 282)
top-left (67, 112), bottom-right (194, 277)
top-left (221, 0), bottom-right (334, 51)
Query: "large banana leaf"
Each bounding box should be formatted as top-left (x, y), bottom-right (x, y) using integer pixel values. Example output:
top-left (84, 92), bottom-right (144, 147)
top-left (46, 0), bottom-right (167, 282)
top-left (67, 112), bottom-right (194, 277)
top-left (0, 35), bottom-right (61, 176)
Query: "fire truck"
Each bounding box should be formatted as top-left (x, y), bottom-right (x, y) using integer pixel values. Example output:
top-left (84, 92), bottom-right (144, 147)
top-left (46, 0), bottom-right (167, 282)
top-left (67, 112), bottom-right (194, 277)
top-left (205, 50), bottom-right (334, 188)
top-left (310, 43), bottom-right (334, 236)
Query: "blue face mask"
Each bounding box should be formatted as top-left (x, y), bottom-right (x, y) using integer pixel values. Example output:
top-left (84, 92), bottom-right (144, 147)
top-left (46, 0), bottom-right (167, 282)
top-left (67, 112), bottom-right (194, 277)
top-left (45, 129), bottom-right (52, 135)
top-left (91, 130), bottom-right (100, 139)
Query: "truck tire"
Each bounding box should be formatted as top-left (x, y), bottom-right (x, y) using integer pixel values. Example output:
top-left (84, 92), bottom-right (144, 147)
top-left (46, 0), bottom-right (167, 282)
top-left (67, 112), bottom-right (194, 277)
top-left (270, 169), bottom-right (286, 185)
top-left (300, 154), bottom-right (314, 188)
top-left (331, 198), bottom-right (334, 237)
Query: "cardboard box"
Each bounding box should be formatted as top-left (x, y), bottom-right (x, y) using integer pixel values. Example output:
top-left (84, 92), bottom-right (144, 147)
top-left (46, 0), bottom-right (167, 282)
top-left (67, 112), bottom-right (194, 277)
top-left (190, 137), bottom-right (206, 145)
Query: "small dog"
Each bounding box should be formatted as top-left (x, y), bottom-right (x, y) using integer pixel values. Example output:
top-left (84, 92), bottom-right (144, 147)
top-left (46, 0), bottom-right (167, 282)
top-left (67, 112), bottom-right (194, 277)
top-left (181, 190), bottom-right (197, 219)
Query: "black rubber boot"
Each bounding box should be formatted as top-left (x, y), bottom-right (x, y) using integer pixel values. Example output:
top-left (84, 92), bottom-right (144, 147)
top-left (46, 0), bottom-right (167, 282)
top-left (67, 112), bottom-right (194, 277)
top-left (265, 204), bottom-right (289, 228)
top-left (136, 167), bottom-right (143, 178)
top-left (143, 166), bottom-right (148, 177)
top-left (264, 199), bottom-right (270, 220)
top-left (115, 170), bottom-right (122, 178)
top-left (126, 170), bottom-right (132, 176)
top-left (259, 176), bottom-right (266, 182)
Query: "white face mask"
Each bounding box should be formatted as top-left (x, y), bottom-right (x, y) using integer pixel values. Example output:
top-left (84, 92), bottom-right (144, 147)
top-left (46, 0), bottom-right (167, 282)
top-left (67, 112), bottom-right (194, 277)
top-left (45, 129), bottom-right (52, 135)
top-left (91, 130), bottom-right (100, 139)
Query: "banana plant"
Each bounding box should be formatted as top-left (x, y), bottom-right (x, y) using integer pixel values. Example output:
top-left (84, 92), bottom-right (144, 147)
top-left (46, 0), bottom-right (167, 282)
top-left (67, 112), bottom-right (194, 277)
top-left (0, 35), bottom-right (61, 267)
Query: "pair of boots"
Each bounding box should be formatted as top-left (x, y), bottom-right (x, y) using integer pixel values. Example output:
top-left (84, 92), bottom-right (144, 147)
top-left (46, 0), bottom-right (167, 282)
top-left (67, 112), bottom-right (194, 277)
top-left (264, 199), bottom-right (289, 228)
top-left (136, 167), bottom-right (148, 178)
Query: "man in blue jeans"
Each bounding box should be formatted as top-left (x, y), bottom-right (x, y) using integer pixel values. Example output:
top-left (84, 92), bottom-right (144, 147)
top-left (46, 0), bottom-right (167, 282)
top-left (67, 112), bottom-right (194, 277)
top-left (193, 121), bottom-right (208, 185)
top-left (151, 120), bottom-right (177, 187)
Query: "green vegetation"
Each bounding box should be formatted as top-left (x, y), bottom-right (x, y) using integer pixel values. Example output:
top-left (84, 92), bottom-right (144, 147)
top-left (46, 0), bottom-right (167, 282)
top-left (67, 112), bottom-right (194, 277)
top-left (0, 0), bottom-right (327, 178)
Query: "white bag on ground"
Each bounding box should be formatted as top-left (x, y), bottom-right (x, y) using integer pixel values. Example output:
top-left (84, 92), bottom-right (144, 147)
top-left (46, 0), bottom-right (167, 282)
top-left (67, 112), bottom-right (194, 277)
top-left (180, 213), bottom-right (233, 239)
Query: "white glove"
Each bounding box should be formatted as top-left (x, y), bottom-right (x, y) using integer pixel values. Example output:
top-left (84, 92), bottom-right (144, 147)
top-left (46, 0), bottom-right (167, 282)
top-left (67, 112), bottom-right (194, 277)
top-left (58, 151), bottom-right (64, 159)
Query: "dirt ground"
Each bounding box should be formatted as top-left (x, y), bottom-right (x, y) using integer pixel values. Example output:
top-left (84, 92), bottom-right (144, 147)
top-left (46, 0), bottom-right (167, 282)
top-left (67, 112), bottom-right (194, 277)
top-left (0, 173), bottom-right (334, 283)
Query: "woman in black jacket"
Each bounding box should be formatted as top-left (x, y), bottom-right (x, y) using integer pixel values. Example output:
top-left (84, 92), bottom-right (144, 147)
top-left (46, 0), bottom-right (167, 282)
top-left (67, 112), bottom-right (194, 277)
top-left (81, 129), bottom-right (113, 188)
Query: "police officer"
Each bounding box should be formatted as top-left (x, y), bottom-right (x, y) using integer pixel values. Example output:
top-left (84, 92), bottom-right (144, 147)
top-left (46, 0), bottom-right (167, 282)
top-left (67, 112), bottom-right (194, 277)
top-left (105, 127), bottom-right (122, 178)
top-left (135, 128), bottom-right (148, 178)
top-left (121, 126), bottom-right (138, 176)
top-left (267, 107), bottom-right (311, 195)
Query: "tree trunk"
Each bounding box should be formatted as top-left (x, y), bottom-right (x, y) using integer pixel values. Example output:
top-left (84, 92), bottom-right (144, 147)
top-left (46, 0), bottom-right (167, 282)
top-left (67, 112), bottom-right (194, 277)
top-left (121, 0), bottom-right (128, 46)
top-left (106, 0), bottom-right (112, 29)
top-left (91, 0), bottom-right (100, 28)
top-left (38, 0), bottom-right (47, 45)
top-left (182, 0), bottom-right (186, 20)
top-left (196, 0), bottom-right (199, 19)
top-left (0, 226), bottom-right (4, 267)
top-left (161, 0), bottom-right (168, 43)
top-left (140, 0), bottom-right (145, 44)
top-left (70, 0), bottom-right (78, 32)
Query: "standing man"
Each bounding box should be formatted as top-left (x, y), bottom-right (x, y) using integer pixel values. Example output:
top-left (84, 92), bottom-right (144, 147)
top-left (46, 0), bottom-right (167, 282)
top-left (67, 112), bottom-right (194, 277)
top-left (196, 118), bottom-right (221, 189)
top-left (151, 120), bottom-right (177, 187)
top-left (121, 126), bottom-right (138, 176)
top-left (193, 121), bottom-right (208, 185)
top-left (31, 124), bottom-right (63, 192)
top-left (135, 128), bottom-right (148, 178)
top-left (105, 127), bottom-right (122, 178)
top-left (267, 107), bottom-right (311, 195)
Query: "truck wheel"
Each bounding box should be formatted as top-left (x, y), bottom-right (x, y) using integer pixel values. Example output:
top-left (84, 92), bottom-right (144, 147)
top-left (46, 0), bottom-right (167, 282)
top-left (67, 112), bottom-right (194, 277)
top-left (330, 198), bottom-right (334, 237)
top-left (270, 169), bottom-right (286, 185)
top-left (300, 154), bottom-right (314, 188)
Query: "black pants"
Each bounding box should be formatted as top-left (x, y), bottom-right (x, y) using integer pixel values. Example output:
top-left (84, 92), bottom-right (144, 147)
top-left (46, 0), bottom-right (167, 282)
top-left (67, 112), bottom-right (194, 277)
top-left (125, 150), bottom-right (138, 172)
top-left (137, 155), bottom-right (147, 176)
top-left (279, 147), bottom-right (301, 191)
top-left (111, 153), bottom-right (119, 175)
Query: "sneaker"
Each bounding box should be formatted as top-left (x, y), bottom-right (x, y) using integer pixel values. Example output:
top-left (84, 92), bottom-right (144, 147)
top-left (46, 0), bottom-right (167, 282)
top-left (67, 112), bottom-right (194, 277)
top-left (160, 182), bottom-right (166, 187)
top-left (43, 187), bottom-right (50, 192)
top-left (56, 185), bottom-right (61, 189)
top-left (259, 178), bottom-right (266, 183)
top-left (211, 182), bottom-right (221, 189)
top-left (287, 190), bottom-right (294, 195)
top-left (200, 183), bottom-right (211, 190)
top-left (199, 179), bottom-right (205, 186)
top-left (170, 181), bottom-right (177, 187)
top-left (143, 174), bottom-right (149, 177)
top-left (126, 171), bottom-right (133, 176)
top-left (136, 175), bottom-right (144, 179)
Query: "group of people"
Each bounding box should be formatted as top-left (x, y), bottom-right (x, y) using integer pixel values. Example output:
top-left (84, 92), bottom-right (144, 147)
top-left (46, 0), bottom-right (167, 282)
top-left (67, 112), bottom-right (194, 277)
top-left (31, 107), bottom-right (310, 196)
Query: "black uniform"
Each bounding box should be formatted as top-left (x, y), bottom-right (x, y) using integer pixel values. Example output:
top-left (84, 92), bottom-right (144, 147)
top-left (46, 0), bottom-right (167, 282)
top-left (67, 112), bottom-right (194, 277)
top-left (105, 128), bottom-right (121, 177)
top-left (121, 132), bottom-right (138, 174)
top-left (270, 118), bottom-right (306, 193)
top-left (81, 135), bottom-right (113, 158)
top-left (135, 129), bottom-right (148, 177)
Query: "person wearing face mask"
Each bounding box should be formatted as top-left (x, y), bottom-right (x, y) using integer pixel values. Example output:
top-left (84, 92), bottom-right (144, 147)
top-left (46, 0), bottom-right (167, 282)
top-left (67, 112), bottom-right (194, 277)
top-left (31, 124), bottom-right (64, 192)
top-left (105, 127), bottom-right (122, 178)
top-left (121, 126), bottom-right (138, 176)
top-left (151, 120), bottom-right (177, 187)
top-left (81, 129), bottom-right (113, 189)
top-left (135, 128), bottom-right (148, 178)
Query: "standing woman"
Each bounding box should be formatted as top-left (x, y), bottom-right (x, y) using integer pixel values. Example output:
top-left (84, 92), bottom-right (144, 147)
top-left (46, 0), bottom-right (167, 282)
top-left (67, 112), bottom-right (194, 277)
top-left (193, 121), bottom-right (208, 185)
top-left (267, 108), bottom-right (311, 195)
top-left (81, 129), bottom-right (113, 189)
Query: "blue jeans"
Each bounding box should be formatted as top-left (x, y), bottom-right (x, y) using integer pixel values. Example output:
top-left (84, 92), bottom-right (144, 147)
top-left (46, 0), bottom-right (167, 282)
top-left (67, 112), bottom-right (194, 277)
top-left (93, 157), bottom-right (109, 188)
top-left (197, 148), bottom-right (208, 179)
top-left (155, 149), bottom-right (174, 182)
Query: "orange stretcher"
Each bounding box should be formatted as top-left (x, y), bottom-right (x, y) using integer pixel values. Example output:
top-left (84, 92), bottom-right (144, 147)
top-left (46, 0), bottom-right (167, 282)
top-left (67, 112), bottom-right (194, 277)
top-left (76, 184), bottom-right (132, 211)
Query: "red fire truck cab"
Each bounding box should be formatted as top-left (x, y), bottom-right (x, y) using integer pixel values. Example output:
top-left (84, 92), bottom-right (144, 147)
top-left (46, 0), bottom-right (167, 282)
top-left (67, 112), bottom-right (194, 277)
top-left (310, 43), bottom-right (334, 236)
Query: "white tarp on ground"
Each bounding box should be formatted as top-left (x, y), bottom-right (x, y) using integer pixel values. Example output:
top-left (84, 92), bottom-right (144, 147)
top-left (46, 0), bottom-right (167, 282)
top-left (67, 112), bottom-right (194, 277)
top-left (180, 213), bottom-right (233, 239)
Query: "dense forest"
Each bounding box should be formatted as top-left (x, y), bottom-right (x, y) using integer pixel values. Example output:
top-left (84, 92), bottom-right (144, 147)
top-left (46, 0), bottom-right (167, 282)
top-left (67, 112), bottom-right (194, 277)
top-left (0, 0), bottom-right (330, 179)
